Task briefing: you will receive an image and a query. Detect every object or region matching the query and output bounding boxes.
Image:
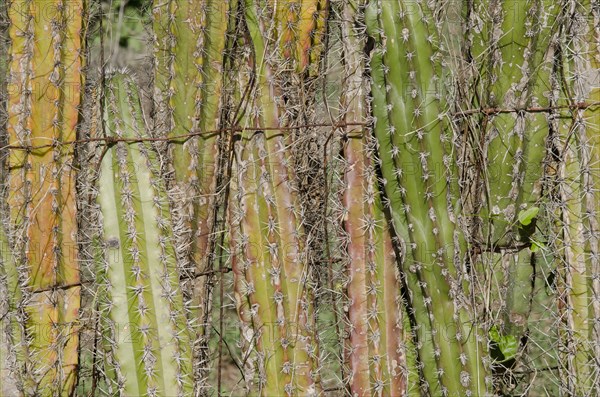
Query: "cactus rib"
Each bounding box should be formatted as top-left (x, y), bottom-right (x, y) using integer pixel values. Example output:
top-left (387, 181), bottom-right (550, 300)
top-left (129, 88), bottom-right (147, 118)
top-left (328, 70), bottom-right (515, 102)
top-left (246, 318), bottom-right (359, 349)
top-left (555, 1), bottom-right (600, 394)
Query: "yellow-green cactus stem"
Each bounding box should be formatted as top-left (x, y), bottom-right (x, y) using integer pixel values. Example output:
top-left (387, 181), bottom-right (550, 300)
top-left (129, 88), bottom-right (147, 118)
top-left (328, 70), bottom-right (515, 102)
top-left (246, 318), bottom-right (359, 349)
top-left (152, 0), bottom-right (231, 382)
top-left (228, 0), bottom-right (325, 394)
top-left (5, 0), bottom-right (85, 394)
top-left (96, 72), bottom-right (194, 396)
top-left (555, 1), bottom-right (600, 394)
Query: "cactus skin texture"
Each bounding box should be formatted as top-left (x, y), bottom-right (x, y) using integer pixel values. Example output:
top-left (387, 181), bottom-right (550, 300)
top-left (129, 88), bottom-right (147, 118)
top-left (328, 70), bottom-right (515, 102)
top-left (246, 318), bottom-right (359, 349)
top-left (366, 1), bottom-right (489, 395)
top-left (228, 0), bottom-right (327, 395)
top-left (152, 0), bottom-right (231, 371)
top-left (555, 1), bottom-right (600, 394)
top-left (4, 1), bottom-right (84, 394)
top-left (339, 2), bottom-right (406, 395)
top-left (95, 72), bottom-right (194, 397)
top-left (468, 0), bottom-right (559, 247)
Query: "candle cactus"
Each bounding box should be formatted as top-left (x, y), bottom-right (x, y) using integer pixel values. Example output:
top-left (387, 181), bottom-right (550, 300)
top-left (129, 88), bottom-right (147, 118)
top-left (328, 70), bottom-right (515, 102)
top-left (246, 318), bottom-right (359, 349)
top-left (152, 0), bottom-right (232, 381)
top-left (3, 0), bottom-right (85, 394)
top-left (339, 2), bottom-right (407, 395)
top-left (552, 1), bottom-right (600, 394)
top-left (468, 0), bottom-right (560, 247)
top-left (228, 0), bottom-right (328, 394)
top-left (95, 72), bottom-right (194, 396)
top-left (365, 0), bottom-right (490, 394)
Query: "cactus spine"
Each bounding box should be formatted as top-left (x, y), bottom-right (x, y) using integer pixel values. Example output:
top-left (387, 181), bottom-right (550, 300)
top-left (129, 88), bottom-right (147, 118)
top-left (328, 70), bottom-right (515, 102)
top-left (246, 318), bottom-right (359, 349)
top-left (553, 1), bottom-right (600, 394)
top-left (339, 2), bottom-right (406, 395)
top-left (4, 1), bottom-right (84, 394)
top-left (366, 0), bottom-right (489, 394)
top-left (95, 73), bottom-right (194, 396)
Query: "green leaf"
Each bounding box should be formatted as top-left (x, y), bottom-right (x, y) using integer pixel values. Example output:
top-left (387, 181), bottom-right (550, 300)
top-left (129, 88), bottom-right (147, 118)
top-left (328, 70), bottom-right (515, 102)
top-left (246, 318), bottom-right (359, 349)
top-left (518, 206), bottom-right (539, 226)
top-left (489, 325), bottom-right (519, 362)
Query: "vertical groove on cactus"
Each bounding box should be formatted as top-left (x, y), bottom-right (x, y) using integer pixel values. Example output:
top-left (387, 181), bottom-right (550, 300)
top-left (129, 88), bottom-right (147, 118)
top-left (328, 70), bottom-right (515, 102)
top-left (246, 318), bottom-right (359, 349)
top-left (553, 1), bottom-right (600, 394)
top-left (339, 2), bottom-right (406, 395)
top-left (95, 72), bottom-right (194, 396)
top-left (4, 1), bottom-right (85, 394)
top-left (152, 0), bottom-right (231, 385)
top-left (366, 0), bottom-right (489, 394)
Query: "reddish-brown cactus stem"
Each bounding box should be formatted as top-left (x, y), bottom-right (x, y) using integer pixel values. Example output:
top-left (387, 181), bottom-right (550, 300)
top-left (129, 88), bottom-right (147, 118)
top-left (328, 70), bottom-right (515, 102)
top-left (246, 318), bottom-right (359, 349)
top-left (344, 133), bottom-right (371, 395)
top-left (374, 203), bottom-right (406, 396)
top-left (6, 0), bottom-right (84, 394)
top-left (340, 2), bottom-right (406, 394)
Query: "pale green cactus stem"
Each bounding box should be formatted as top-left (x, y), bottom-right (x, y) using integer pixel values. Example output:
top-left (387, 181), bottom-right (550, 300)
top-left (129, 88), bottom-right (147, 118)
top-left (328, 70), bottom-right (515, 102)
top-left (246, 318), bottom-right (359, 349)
top-left (96, 72), bottom-right (194, 396)
top-left (340, 1), bottom-right (406, 395)
top-left (0, 208), bottom-right (22, 395)
top-left (366, 0), bottom-right (488, 395)
top-left (227, 0), bottom-right (322, 394)
top-left (5, 1), bottom-right (85, 394)
top-left (555, 1), bottom-right (600, 394)
top-left (469, 0), bottom-right (559, 247)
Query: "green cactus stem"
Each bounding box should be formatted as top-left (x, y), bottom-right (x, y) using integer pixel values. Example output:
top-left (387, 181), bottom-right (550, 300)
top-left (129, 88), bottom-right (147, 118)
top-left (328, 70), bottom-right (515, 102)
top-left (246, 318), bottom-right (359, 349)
top-left (4, 0), bottom-right (85, 394)
top-left (468, 0), bottom-right (560, 247)
top-left (96, 72), bottom-right (194, 396)
top-left (366, 0), bottom-right (489, 395)
top-left (554, 1), bottom-right (600, 394)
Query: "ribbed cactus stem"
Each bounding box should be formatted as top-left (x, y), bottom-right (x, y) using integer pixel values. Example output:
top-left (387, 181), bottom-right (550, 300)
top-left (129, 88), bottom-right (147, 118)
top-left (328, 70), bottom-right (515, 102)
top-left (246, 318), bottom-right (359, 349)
top-left (5, 1), bottom-right (84, 394)
top-left (469, 0), bottom-right (559, 246)
top-left (96, 73), bottom-right (193, 396)
top-left (340, 2), bottom-right (406, 394)
top-left (557, 1), bottom-right (600, 393)
top-left (228, 1), bottom-right (323, 394)
top-left (153, 0), bottom-right (231, 383)
top-left (366, 0), bottom-right (488, 394)
top-left (368, 28), bottom-right (439, 397)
